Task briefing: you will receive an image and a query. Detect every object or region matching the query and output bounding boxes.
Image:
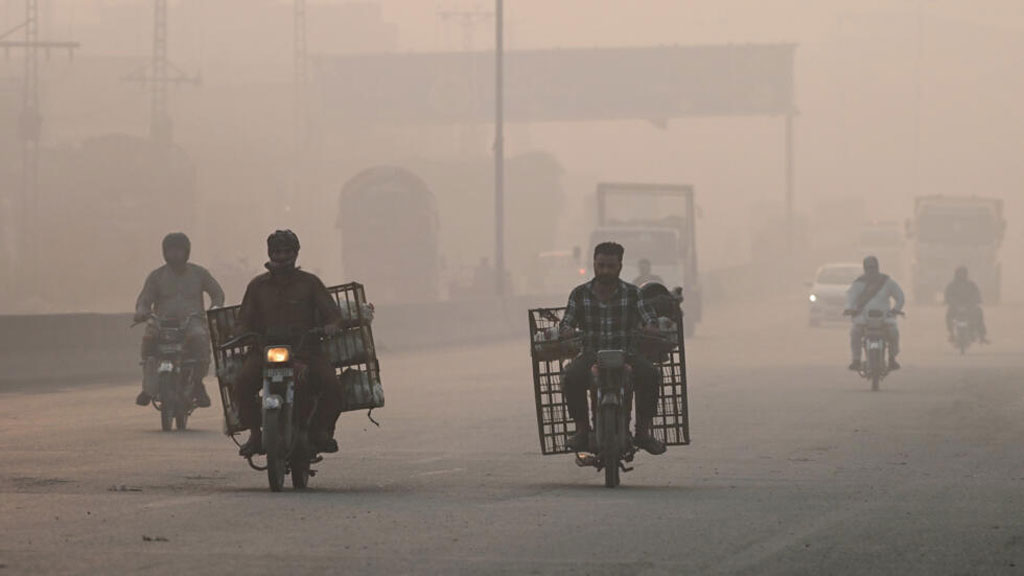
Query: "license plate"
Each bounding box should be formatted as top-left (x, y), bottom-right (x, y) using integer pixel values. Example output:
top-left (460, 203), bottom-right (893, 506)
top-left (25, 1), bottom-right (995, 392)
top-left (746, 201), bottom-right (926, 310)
top-left (266, 367), bottom-right (293, 382)
top-left (867, 341), bottom-right (882, 350)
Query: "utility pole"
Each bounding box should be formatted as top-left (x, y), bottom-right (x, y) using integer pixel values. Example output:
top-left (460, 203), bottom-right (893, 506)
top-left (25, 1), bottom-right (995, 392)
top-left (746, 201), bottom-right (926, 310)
top-left (125, 0), bottom-right (200, 147)
top-left (0, 0), bottom-right (78, 297)
top-left (493, 0), bottom-right (505, 297)
top-left (290, 0), bottom-right (308, 214)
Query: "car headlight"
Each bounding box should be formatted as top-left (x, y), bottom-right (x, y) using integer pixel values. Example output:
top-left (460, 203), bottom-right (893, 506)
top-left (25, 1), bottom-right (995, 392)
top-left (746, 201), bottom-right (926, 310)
top-left (265, 347), bottom-right (290, 363)
top-left (809, 294), bottom-right (817, 303)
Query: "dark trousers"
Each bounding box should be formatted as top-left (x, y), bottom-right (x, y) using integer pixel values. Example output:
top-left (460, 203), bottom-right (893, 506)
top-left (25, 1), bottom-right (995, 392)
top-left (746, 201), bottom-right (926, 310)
top-left (233, 353), bottom-right (342, 438)
top-left (946, 305), bottom-right (986, 337)
top-left (562, 352), bottom-right (660, 428)
top-left (141, 324), bottom-right (211, 395)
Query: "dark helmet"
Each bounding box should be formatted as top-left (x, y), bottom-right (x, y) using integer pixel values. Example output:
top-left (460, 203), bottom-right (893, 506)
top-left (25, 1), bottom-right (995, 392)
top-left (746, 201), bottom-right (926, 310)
top-left (267, 229), bottom-right (300, 253)
top-left (955, 266), bottom-right (968, 281)
top-left (162, 232), bottom-right (191, 261)
top-left (863, 255), bottom-right (879, 274)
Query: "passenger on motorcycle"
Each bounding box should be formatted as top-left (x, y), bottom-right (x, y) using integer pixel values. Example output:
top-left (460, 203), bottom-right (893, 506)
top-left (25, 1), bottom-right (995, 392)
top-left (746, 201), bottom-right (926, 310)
top-left (559, 242), bottom-right (667, 456)
top-left (134, 232), bottom-right (224, 407)
top-left (845, 256), bottom-right (905, 371)
top-left (944, 266), bottom-right (989, 344)
top-left (234, 230), bottom-right (345, 458)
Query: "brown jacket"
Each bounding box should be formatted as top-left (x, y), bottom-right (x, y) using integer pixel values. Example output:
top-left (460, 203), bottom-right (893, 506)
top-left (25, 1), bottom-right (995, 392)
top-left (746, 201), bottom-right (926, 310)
top-left (236, 268), bottom-right (342, 352)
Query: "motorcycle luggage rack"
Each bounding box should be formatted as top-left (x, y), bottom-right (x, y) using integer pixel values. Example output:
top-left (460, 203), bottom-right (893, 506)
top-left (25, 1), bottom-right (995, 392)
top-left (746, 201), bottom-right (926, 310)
top-left (207, 282), bottom-right (383, 438)
top-left (528, 307), bottom-right (690, 456)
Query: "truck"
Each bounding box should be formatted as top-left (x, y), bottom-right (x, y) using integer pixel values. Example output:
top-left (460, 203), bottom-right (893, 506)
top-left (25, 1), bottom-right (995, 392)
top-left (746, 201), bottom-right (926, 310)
top-left (907, 195), bottom-right (1005, 304)
top-left (589, 182), bottom-right (701, 336)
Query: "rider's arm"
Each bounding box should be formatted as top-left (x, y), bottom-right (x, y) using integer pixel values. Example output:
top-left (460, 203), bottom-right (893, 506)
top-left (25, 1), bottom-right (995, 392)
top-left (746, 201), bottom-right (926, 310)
top-left (636, 291), bottom-right (658, 328)
top-left (845, 281), bottom-right (862, 313)
top-left (559, 288), bottom-right (580, 334)
top-left (235, 280), bottom-right (259, 335)
top-left (970, 281), bottom-right (983, 306)
top-left (890, 280), bottom-right (906, 313)
top-left (201, 267), bottom-right (226, 308)
top-left (134, 269), bottom-right (158, 318)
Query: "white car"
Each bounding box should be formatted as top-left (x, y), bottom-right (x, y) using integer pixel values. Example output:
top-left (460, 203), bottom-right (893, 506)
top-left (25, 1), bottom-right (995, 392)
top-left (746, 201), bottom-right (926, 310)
top-left (808, 263), bottom-right (863, 326)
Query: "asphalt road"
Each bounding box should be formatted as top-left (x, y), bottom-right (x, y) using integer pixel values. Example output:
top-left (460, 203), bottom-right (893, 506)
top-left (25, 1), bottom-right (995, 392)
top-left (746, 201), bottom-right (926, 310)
top-left (2, 301), bottom-right (1023, 575)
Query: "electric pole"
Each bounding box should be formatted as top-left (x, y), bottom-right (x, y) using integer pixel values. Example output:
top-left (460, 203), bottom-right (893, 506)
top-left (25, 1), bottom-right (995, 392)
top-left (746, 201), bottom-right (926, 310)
top-left (291, 0), bottom-right (308, 214)
top-left (494, 0), bottom-right (505, 297)
top-left (125, 0), bottom-right (200, 147)
top-left (0, 0), bottom-right (78, 297)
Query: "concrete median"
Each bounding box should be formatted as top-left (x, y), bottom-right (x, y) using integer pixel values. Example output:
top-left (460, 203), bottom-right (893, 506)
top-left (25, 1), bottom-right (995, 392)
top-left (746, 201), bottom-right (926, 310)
top-left (0, 296), bottom-right (558, 387)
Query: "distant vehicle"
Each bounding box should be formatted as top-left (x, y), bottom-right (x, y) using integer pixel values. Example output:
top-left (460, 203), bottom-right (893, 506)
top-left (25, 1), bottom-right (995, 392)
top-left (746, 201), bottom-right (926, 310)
top-left (590, 182), bottom-right (701, 337)
top-left (907, 195), bottom-right (1005, 304)
top-left (808, 263), bottom-right (862, 327)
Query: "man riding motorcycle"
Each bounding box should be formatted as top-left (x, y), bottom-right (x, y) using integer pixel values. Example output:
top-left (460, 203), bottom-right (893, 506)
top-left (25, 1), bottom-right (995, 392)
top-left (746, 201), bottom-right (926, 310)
top-left (234, 230), bottom-right (344, 458)
top-left (559, 242), bottom-right (667, 456)
top-left (134, 232), bottom-right (225, 407)
top-left (944, 266), bottom-right (989, 344)
top-left (845, 255), bottom-right (905, 371)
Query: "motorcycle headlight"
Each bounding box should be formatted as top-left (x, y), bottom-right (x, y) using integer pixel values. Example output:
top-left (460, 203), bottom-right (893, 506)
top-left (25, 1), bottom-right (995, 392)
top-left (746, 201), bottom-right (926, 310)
top-left (263, 395), bottom-right (283, 410)
top-left (809, 294), bottom-right (817, 303)
top-left (265, 347), bottom-right (290, 363)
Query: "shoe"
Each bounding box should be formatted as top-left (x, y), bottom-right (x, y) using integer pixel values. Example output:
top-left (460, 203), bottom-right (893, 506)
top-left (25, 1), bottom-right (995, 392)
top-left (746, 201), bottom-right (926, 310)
top-left (136, 391), bottom-right (152, 406)
top-left (634, 430), bottom-right (667, 455)
top-left (566, 428), bottom-right (591, 452)
top-left (238, 431), bottom-right (263, 458)
top-left (889, 358), bottom-right (901, 371)
top-left (848, 360), bottom-right (861, 371)
top-left (315, 438), bottom-right (339, 454)
top-left (193, 382), bottom-right (212, 408)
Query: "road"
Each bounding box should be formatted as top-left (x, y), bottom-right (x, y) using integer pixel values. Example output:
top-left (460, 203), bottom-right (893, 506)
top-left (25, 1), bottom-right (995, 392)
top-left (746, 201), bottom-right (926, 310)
top-left (2, 300), bottom-right (1023, 575)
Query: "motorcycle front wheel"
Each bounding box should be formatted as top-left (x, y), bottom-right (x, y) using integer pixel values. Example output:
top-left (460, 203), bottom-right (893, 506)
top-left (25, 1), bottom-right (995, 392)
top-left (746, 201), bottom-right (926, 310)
top-left (263, 414), bottom-right (286, 492)
top-left (158, 375), bottom-right (174, 431)
top-left (600, 404), bottom-right (622, 488)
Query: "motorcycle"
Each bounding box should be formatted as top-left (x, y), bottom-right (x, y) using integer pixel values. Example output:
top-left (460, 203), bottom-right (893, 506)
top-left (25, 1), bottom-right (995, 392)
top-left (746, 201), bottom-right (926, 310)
top-left (576, 349), bottom-right (637, 488)
top-left (220, 328), bottom-right (326, 492)
top-left (951, 306), bottom-right (976, 355)
top-left (138, 314), bottom-right (202, 431)
top-left (848, 309), bottom-right (904, 391)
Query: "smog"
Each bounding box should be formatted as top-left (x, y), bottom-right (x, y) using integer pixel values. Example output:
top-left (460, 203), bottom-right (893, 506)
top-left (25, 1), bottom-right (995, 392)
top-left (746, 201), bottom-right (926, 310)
top-left (1, 1), bottom-right (1022, 574)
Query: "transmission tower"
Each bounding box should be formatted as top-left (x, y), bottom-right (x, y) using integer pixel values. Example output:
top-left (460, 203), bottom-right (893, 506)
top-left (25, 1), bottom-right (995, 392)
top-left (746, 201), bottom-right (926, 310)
top-left (0, 0), bottom-right (79, 294)
top-left (125, 0), bottom-right (201, 146)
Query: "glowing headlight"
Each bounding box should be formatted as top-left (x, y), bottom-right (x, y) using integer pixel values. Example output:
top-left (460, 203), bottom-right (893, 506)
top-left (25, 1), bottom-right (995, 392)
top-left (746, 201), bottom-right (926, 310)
top-left (266, 347), bottom-right (290, 363)
top-left (263, 395), bottom-right (282, 410)
top-left (809, 294), bottom-right (818, 303)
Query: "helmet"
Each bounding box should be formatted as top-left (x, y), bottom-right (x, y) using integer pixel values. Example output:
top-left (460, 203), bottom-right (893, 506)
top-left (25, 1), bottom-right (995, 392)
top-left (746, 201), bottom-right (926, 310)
top-left (267, 229), bottom-right (300, 252)
top-left (955, 266), bottom-right (968, 281)
top-left (863, 255), bottom-right (879, 273)
top-left (162, 232), bottom-right (191, 262)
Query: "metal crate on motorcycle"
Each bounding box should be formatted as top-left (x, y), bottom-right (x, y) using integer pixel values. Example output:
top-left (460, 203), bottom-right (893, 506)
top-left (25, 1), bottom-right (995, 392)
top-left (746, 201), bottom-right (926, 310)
top-left (206, 282), bottom-right (383, 436)
top-left (528, 307), bottom-right (690, 456)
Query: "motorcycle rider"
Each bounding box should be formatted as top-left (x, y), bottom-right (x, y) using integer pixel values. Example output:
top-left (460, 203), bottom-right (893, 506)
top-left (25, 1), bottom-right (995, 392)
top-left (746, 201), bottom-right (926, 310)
top-left (559, 242), bottom-right (667, 456)
top-left (633, 258), bottom-right (664, 286)
top-left (134, 232), bottom-right (224, 407)
top-left (845, 255), bottom-right (905, 371)
top-left (234, 230), bottom-right (344, 458)
top-left (944, 266), bottom-right (989, 344)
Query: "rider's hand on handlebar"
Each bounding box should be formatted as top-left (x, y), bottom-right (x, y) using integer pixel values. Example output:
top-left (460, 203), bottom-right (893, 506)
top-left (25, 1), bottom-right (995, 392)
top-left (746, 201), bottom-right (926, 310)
top-left (133, 312), bottom-right (150, 324)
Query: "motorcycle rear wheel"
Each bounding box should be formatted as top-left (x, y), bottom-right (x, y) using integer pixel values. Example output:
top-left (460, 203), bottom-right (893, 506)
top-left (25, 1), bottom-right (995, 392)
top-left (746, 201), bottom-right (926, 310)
top-left (264, 415), bottom-right (286, 492)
